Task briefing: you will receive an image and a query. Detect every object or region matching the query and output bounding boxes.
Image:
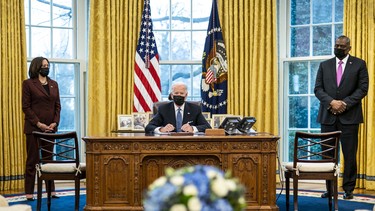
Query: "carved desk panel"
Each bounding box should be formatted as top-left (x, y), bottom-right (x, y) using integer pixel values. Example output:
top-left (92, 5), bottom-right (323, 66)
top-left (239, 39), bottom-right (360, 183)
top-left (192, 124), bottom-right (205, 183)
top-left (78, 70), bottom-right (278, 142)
top-left (83, 133), bottom-right (279, 210)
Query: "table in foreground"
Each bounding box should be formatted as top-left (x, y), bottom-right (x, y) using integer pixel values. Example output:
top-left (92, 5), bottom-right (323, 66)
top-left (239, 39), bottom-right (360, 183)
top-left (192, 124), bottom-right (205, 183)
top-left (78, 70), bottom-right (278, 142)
top-left (83, 133), bottom-right (279, 210)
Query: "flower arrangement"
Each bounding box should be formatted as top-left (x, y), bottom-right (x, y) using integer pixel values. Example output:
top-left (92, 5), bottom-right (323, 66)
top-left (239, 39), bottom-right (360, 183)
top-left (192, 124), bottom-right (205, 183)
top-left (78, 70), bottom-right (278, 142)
top-left (143, 165), bottom-right (246, 211)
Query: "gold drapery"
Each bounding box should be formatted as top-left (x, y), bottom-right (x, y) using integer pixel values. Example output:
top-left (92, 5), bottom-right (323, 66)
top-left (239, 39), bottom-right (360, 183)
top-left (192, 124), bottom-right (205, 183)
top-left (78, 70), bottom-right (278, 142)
top-left (220, 0), bottom-right (278, 135)
top-left (87, 0), bottom-right (142, 135)
top-left (0, 0), bottom-right (27, 190)
top-left (87, 0), bottom-right (278, 136)
top-left (344, 0), bottom-right (375, 190)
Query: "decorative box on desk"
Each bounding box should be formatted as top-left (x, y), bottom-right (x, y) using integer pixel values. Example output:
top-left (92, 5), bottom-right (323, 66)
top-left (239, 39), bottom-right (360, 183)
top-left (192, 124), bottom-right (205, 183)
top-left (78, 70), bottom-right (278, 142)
top-left (83, 133), bottom-right (280, 211)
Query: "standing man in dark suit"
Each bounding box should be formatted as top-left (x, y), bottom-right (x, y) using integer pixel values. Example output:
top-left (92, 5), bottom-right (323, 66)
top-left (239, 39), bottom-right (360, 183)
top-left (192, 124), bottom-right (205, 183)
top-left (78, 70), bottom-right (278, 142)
top-left (145, 82), bottom-right (211, 133)
top-left (314, 35), bottom-right (369, 199)
top-left (22, 57), bottom-right (61, 200)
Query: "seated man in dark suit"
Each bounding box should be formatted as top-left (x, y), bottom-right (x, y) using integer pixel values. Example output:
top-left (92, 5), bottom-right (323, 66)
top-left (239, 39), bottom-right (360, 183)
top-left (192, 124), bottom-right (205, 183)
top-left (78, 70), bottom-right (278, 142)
top-left (145, 82), bottom-right (211, 133)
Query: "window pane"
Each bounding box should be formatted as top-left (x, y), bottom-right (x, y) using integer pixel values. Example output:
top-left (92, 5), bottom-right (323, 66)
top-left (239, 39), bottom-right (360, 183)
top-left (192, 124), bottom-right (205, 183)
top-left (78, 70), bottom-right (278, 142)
top-left (290, 0), bottom-right (310, 25)
top-left (335, 0), bottom-right (343, 22)
top-left (26, 27), bottom-right (30, 57)
top-left (155, 31), bottom-right (170, 60)
top-left (31, 0), bottom-right (51, 26)
top-left (53, 28), bottom-right (74, 58)
top-left (171, 64), bottom-right (191, 82)
top-left (291, 27), bottom-right (310, 57)
top-left (310, 96), bottom-right (320, 128)
top-left (192, 0), bottom-right (210, 29)
top-left (55, 63), bottom-right (75, 95)
top-left (335, 24), bottom-right (343, 39)
top-left (171, 0), bottom-right (191, 30)
top-left (312, 0), bottom-right (332, 24)
top-left (312, 25), bottom-right (332, 56)
top-left (192, 65), bottom-right (202, 97)
top-left (52, 0), bottom-right (73, 27)
top-left (310, 61), bottom-right (321, 94)
top-left (31, 27), bottom-right (51, 58)
top-left (171, 31), bottom-right (191, 60)
top-left (59, 98), bottom-right (75, 130)
top-left (289, 96), bottom-right (308, 128)
top-left (289, 62), bottom-right (308, 94)
top-left (25, 0), bottom-right (30, 24)
top-left (160, 65), bottom-right (171, 96)
top-left (192, 31), bottom-right (206, 60)
top-left (151, 0), bottom-right (170, 30)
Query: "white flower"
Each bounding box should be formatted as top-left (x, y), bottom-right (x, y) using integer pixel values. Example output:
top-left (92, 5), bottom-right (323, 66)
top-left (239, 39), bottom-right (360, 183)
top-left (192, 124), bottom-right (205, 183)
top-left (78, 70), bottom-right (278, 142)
top-left (225, 179), bottom-right (237, 191)
top-left (149, 176), bottom-right (166, 189)
top-left (170, 175), bottom-right (184, 186)
top-left (211, 177), bottom-right (229, 197)
top-left (170, 204), bottom-right (187, 211)
top-left (183, 184), bottom-right (198, 196)
top-left (206, 170), bottom-right (220, 179)
top-left (187, 196), bottom-right (202, 211)
top-left (238, 196), bottom-right (246, 205)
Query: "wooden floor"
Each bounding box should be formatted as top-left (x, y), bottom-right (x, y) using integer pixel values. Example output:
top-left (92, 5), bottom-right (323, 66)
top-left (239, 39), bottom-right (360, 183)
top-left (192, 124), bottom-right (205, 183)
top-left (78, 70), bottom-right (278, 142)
top-left (1, 181), bottom-right (375, 196)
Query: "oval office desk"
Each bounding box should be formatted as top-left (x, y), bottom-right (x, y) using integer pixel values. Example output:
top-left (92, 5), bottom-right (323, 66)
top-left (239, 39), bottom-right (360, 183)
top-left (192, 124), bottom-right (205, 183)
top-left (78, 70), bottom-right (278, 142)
top-left (83, 132), bottom-right (280, 210)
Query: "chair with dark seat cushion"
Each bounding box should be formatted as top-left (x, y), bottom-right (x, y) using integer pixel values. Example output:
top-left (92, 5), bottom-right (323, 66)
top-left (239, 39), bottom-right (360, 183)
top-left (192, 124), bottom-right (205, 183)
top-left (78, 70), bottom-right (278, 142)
top-left (32, 131), bottom-right (86, 211)
top-left (284, 131), bottom-right (341, 211)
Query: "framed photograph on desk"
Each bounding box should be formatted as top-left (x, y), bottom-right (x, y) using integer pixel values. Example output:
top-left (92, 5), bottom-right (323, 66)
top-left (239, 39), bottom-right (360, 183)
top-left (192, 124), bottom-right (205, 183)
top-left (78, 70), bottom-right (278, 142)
top-left (132, 112), bottom-right (148, 131)
top-left (118, 115), bottom-right (133, 130)
top-left (202, 112), bottom-right (211, 120)
top-left (211, 114), bottom-right (228, 128)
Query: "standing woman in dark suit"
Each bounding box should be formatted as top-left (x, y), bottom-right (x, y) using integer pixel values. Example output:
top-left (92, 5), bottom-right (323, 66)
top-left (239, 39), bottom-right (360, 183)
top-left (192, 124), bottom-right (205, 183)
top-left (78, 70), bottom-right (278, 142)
top-left (314, 35), bottom-right (369, 199)
top-left (22, 57), bottom-right (61, 200)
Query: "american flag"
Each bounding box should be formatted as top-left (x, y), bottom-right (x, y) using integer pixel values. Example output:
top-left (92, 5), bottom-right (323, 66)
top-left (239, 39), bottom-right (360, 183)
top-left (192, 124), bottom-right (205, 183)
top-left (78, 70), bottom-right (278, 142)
top-left (134, 0), bottom-right (161, 112)
top-left (205, 66), bottom-right (217, 84)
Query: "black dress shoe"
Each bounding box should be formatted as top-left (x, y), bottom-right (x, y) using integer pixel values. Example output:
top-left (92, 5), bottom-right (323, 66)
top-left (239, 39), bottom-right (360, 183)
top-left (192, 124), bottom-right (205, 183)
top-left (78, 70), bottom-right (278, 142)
top-left (343, 191), bottom-right (353, 199)
top-left (52, 195), bottom-right (59, 199)
top-left (26, 197), bottom-right (35, 201)
top-left (321, 192), bottom-right (331, 198)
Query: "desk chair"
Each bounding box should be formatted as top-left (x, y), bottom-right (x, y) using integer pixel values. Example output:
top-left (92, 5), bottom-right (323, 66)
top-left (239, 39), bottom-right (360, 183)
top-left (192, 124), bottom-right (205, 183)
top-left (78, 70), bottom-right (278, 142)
top-left (32, 131), bottom-right (86, 211)
top-left (284, 131), bottom-right (341, 211)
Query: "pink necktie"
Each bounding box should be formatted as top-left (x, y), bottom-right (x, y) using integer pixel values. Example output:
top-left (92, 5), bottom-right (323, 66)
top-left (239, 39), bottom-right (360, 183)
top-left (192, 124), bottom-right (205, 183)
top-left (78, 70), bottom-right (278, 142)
top-left (337, 60), bottom-right (343, 86)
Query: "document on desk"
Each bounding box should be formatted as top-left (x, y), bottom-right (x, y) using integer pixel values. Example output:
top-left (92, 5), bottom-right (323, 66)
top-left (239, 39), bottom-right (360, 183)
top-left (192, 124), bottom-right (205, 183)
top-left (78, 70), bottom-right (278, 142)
top-left (154, 131), bottom-right (195, 136)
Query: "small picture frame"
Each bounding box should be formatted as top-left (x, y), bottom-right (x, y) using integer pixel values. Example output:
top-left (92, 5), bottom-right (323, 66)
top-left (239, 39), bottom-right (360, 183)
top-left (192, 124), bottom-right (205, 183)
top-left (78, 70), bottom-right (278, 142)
top-left (202, 112), bottom-right (211, 119)
top-left (211, 114), bottom-right (229, 128)
top-left (146, 111), bottom-right (154, 122)
top-left (132, 112), bottom-right (148, 131)
top-left (118, 115), bottom-right (133, 130)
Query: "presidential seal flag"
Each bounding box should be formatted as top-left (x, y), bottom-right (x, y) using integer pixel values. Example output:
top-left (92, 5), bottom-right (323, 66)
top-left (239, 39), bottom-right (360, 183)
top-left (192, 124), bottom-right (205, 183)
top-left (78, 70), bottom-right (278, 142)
top-left (201, 0), bottom-right (228, 114)
top-left (134, 0), bottom-right (161, 112)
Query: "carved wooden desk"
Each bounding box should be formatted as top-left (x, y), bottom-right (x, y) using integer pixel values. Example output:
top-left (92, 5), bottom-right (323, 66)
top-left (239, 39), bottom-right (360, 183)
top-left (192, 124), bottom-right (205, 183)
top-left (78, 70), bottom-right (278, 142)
top-left (83, 133), bottom-right (279, 210)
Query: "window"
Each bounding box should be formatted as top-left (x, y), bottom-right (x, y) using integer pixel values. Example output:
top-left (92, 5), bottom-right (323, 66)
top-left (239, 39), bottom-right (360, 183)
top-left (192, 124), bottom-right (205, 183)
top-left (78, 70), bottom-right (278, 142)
top-left (150, 0), bottom-right (211, 100)
top-left (25, 0), bottom-right (86, 141)
top-left (280, 0), bottom-right (343, 161)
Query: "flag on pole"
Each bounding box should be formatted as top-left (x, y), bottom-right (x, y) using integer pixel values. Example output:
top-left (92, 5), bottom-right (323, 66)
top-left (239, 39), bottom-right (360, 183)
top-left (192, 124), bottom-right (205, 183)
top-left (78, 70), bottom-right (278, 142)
top-left (201, 0), bottom-right (228, 114)
top-left (134, 0), bottom-right (161, 112)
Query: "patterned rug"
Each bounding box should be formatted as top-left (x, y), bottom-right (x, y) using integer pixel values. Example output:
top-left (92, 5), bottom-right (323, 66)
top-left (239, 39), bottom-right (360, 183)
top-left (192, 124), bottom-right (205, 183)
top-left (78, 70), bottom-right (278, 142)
top-left (4, 189), bottom-right (375, 211)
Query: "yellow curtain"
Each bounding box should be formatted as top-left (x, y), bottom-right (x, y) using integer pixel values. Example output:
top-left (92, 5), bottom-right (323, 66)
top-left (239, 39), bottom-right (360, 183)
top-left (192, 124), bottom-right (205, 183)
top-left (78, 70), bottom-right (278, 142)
top-left (0, 0), bottom-right (27, 190)
top-left (87, 0), bottom-right (142, 135)
top-left (344, 0), bottom-right (375, 190)
top-left (220, 0), bottom-right (278, 135)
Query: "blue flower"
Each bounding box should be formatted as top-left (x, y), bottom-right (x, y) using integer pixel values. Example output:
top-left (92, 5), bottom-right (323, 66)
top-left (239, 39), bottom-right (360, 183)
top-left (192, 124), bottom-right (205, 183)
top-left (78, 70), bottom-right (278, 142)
top-left (143, 165), bottom-right (246, 211)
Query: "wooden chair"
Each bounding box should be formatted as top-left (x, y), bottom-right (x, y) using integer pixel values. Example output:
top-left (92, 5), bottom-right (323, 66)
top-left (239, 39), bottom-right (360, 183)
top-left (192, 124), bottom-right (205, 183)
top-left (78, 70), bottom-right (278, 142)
top-left (284, 131), bottom-right (341, 211)
top-left (32, 131), bottom-right (86, 211)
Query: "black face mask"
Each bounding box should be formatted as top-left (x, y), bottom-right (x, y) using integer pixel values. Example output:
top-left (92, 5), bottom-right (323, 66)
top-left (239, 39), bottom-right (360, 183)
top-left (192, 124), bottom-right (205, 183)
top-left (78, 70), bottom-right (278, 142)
top-left (39, 68), bottom-right (50, 77)
top-left (334, 48), bottom-right (347, 60)
top-left (173, 95), bottom-right (185, 106)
